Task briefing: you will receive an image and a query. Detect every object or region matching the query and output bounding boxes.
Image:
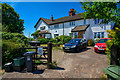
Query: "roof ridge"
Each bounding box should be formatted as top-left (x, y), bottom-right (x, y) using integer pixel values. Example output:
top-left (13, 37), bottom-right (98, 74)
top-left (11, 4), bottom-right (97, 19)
top-left (34, 12), bottom-right (90, 28)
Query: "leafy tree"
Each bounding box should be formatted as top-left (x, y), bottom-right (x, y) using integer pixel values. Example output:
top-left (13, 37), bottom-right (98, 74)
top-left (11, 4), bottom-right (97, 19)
top-left (31, 30), bottom-right (41, 38)
top-left (2, 3), bottom-right (24, 33)
top-left (81, 2), bottom-right (120, 45)
top-left (81, 2), bottom-right (120, 26)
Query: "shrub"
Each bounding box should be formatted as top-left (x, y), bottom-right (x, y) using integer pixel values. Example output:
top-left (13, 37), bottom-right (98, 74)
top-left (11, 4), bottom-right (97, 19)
top-left (54, 37), bottom-right (61, 42)
top-left (37, 38), bottom-right (49, 44)
top-left (2, 32), bottom-right (29, 45)
top-left (31, 30), bottom-right (40, 38)
top-left (57, 35), bottom-right (72, 44)
top-left (88, 39), bottom-right (93, 46)
top-left (49, 38), bottom-right (57, 43)
top-left (2, 32), bottom-right (29, 65)
top-left (2, 40), bottom-right (27, 65)
top-left (57, 41), bottom-right (63, 45)
top-left (94, 38), bottom-right (100, 44)
top-left (107, 28), bottom-right (120, 65)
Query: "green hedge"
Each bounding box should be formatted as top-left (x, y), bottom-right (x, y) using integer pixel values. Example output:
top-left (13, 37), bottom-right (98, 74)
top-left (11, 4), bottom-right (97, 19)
top-left (37, 38), bottom-right (49, 44)
top-left (57, 35), bottom-right (72, 44)
top-left (2, 32), bottom-right (29, 45)
top-left (2, 32), bottom-right (29, 65)
top-left (2, 40), bottom-right (27, 65)
top-left (36, 35), bottom-right (72, 44)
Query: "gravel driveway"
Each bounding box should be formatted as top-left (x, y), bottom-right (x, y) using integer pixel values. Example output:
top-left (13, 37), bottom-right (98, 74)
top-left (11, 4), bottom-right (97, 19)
top-left (2, 47), bottom-right (109, 79)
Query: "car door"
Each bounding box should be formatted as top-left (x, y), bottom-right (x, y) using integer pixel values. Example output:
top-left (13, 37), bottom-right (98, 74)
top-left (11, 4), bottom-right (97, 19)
top-left (83, 39), bottom-right (87, 48)
top-left (80, 39), bottom-right (84, 49)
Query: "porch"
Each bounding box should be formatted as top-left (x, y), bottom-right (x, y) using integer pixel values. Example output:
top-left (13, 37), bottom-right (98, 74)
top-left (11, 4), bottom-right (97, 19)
top-left (39, 31), bottom-right (51, 38)
top-left (71, 24), bottom-right (90, 38)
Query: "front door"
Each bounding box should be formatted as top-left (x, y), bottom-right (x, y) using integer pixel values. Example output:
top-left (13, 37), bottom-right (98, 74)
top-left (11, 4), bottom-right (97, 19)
top-left (78, 31), bottom-right (83, 38)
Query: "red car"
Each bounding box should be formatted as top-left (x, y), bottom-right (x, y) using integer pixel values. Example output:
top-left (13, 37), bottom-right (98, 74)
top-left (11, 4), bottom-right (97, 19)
top-left (94, 38), bottom-right (111, 53)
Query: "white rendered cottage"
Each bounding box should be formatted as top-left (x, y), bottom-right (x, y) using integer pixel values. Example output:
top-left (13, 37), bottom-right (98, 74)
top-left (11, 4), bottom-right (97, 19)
top-left (33, 9), bottom-right (115, 41)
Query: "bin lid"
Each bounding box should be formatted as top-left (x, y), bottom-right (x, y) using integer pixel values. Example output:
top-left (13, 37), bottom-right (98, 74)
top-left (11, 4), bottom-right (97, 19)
top-left (103, 65), bottom-right (120, 79)
top-left (24, 51), bottom-right (36, 56)
top-left (13, 57), bottom-right (24, 60)
top-left (4, 62), bottom-right (12, 66)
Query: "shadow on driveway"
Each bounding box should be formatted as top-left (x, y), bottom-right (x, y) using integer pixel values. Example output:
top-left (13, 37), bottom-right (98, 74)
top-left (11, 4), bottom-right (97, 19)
top-left (65, 47), bottom-right (91, 53)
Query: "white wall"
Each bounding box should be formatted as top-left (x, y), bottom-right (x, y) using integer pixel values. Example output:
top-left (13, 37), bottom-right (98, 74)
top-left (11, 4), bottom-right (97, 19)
top-left (36, 20), bottom-right (49, 31)
top-left (35, 18), bottom-right (114, 39)
top-left (85, 26), bottom-right (93, 41)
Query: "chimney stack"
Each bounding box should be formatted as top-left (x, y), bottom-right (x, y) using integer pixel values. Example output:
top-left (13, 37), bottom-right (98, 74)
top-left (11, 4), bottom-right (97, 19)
top-left (51, 15), bottom-right (53, 21)
top-left (69, 8), bottom-right (75, 16)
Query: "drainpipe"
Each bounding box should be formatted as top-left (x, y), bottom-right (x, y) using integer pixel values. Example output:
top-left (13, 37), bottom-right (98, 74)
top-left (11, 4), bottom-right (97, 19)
top-left (63, 23), bottom-right (64, 44)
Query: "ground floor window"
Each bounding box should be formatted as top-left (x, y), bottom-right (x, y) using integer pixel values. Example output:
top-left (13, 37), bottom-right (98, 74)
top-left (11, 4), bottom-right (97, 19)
top-left (94, 32), bottom-right (97, 38)
top-left (94, 32), bottom-right (104, 38)
top-left (98, 32), bottom-right (100, 38)
top-left (54, 34), bottom-right (59, 38)
top-left (101, 32), bottom-right (104, 38)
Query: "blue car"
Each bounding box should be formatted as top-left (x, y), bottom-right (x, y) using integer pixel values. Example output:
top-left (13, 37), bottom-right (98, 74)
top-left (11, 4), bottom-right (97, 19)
top-left (63, 38), bottom-right (87, 52)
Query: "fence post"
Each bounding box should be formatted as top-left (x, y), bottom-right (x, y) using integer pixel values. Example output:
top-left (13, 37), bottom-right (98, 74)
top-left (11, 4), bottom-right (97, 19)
top-left (47, 42), bottom-right (52, 69)
top-left (111, 44), bottom-right (119, 65)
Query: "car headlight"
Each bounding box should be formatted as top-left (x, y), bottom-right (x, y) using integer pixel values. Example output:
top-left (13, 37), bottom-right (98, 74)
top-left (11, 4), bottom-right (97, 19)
top-left (71, 45), bottom-right (76, 48)
top-left (94, 45), bottom-right (98, 48)
top-left (63, 45), bottom-right (65, 47)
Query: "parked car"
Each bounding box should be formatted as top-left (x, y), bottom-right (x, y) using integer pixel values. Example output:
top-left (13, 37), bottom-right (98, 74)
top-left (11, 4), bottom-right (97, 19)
top-left (94, 38), bottom-right (111, 53)
top-left (63, 38), bottom-right (87, 52)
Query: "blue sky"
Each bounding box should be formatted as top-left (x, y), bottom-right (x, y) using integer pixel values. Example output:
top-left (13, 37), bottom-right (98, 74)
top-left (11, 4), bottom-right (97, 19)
top-left (5, 2), bottom-right (85, 37)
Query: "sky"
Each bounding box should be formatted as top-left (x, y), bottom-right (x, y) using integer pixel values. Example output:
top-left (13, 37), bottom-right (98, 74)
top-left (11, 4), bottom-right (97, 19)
top-left (4, 2), bottom-right (85, 37)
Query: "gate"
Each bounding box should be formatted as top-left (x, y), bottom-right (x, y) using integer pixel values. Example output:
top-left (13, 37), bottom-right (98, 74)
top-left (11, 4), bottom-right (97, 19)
top-left (21, 42), bottom-right (52, 70)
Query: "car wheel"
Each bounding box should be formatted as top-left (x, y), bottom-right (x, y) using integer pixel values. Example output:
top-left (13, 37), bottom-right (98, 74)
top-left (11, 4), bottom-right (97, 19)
top-left (76, 47), bottom-right (80, 52)
top-left (85, 45), bottom-right (87, 49)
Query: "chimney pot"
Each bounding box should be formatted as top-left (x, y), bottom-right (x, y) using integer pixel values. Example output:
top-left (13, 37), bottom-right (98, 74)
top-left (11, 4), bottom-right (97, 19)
top-left (51, 15), bottom-right (53, 21)
top-left (69, 8), bottom-right (75, 16)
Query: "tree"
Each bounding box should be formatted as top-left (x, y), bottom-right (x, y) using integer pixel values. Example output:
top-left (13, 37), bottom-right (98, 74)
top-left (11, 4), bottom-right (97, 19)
top-left (31, 30), bottom-right (41, 38)
top-left (2, 3), bottom-right (24, 33)
top-left (81, 2), bottom-right (120, 46)
top-left (81, 2), bottom-right (120, 26)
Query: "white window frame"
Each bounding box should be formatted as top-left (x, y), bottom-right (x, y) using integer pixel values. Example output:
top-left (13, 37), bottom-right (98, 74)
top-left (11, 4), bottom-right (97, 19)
top-left (70, 21), bottom-right (75, 26)
top-left (94, 32), bottom-right (104, 39)
top-left (54, 24), bottom-right (59, 29)
top-left (84, 19), bottom-right (86, 25)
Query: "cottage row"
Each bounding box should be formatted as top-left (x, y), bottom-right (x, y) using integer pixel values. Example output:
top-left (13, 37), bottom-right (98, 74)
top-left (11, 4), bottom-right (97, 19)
top-left (33, 9), bottom-right (115, 41)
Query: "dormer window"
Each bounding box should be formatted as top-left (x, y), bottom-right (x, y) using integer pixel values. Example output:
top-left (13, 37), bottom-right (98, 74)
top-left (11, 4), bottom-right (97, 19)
top-left (40, 26), bottom-right (45, 30)
top-left (70, 21), bottom-right (75, 26)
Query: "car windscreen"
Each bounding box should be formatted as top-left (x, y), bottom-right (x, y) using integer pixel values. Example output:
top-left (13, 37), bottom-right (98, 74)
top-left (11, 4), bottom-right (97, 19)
top-left (98, 39), bottom-right (111, 43)
top-left (68, 39), bottom-right (80, 44)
